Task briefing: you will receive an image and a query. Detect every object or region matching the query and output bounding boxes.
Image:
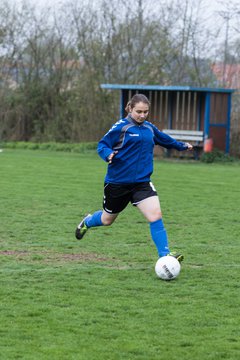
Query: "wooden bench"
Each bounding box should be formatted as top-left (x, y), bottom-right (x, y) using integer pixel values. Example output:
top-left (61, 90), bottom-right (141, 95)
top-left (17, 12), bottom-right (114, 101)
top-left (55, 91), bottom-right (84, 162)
top-left (162, 129), bottom-right (204, 160)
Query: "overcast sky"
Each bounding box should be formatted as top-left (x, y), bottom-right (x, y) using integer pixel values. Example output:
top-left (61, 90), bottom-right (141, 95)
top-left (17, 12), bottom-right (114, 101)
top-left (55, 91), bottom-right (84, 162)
top-left (13, 0), bottom-right (240, 12)
top-left (15, 0), bottom-right (240, 24)
top-left (11, 0), bottom-right (240, 44)
top-left (37, 0), bottom-right (239, 9)
top-left (12, 0), bottom-right (240, 18)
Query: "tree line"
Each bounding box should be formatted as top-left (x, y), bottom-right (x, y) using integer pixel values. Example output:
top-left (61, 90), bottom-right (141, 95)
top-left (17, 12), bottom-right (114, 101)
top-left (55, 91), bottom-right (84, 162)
top-left (0, 0), bottom-right (240, 153)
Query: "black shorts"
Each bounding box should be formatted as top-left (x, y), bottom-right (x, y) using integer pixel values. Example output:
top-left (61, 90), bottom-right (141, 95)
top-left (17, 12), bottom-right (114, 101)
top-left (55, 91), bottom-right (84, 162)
top-left (103, 182), bottom-right (157, 214)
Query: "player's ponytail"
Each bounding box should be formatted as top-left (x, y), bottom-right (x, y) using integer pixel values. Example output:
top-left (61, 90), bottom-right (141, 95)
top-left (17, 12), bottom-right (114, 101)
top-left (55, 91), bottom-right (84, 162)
top-left (125, 101), bottom-right (131, 113)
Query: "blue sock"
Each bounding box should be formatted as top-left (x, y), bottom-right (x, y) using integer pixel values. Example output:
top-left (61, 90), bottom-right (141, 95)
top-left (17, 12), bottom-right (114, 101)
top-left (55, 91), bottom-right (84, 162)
top-left (149, 219), bottom-right (170, 257)
top-left (84, 211), bottom-right (103, 228)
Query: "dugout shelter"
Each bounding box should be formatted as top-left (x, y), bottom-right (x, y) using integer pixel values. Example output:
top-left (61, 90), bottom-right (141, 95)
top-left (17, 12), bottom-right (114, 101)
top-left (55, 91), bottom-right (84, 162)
top-left (101, 84), bottom-right (234, 155)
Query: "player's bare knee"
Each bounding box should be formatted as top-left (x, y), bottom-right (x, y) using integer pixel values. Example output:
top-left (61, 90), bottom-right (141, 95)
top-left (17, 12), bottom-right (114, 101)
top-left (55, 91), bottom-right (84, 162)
top-left (150, 210), bottom-right (162, 222)
top-left (102, 219), bottom-right (111, 226)
top-left (102, 216), bottom-right (116, 226)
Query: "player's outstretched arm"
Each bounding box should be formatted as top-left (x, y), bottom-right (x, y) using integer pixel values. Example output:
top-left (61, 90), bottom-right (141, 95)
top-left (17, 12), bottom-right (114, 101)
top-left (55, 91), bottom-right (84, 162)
top-left (185, 142), bottom-right (193, 151)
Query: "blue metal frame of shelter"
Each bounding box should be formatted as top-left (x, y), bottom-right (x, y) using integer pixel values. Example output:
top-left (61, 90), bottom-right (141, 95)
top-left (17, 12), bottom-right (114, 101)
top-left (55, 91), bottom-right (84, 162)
top-left (101, 84), bottom-right (235, 153)
top-left (226, 93), bottom-right (232, 153)
top-left (204, 92), bottom-right (211, 139)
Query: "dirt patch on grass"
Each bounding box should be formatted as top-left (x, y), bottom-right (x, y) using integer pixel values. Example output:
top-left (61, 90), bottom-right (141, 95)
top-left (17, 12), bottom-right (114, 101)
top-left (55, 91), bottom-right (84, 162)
top-left (0, 250), bottom-right (112, 263)
top-left (0, 250), bottom-right (29, 257)
top-left (57, 253), bottom-right (111, 262)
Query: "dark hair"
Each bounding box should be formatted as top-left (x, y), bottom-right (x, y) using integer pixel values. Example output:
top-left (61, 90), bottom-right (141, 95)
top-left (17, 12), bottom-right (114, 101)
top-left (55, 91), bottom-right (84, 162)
top-left (125, 94), bottom-right (150, 113)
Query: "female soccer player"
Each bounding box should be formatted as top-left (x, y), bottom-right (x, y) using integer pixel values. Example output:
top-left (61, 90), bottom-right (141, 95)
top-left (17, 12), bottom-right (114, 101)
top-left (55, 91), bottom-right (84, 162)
top-left (75, 94), bottom-right (193, 261)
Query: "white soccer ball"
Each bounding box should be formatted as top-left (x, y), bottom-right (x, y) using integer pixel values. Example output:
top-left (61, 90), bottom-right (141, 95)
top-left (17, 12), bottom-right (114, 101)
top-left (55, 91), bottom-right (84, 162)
top-left (155, 256), bottom-right (181, 280)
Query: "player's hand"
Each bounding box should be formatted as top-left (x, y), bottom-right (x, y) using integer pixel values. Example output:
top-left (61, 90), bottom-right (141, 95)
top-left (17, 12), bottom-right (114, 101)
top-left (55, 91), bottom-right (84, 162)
top-left (108, 151), bottom-right (118, 164)
top-left (185, 142), bottom-right (193, 151)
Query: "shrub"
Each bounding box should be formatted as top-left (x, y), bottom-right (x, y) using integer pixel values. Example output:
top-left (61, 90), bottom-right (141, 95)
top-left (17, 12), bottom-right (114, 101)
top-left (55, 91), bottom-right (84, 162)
top-left (1, 141), bottom-right (97, 154)
top-left (200, 149), bottom-right (236, 163)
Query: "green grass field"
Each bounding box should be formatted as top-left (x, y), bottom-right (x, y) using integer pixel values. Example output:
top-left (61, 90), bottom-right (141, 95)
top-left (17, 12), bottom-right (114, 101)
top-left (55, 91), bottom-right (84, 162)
top-left (0, 149), bottom-right (240, 360)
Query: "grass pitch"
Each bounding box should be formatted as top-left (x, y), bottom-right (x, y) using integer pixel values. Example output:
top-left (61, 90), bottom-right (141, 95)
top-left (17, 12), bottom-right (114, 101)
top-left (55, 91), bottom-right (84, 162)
top-left (0, 149), bottom-right (240, 359)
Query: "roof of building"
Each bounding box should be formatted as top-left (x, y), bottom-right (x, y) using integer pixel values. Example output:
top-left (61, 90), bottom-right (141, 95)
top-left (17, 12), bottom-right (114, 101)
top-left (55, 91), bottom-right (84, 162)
top-left (101, 83), bottom-right (235, 93)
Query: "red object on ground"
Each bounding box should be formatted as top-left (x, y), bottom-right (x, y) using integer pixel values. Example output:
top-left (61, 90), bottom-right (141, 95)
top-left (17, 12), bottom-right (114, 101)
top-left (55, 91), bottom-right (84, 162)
top-left (204, 138), bottom-right (213, 153)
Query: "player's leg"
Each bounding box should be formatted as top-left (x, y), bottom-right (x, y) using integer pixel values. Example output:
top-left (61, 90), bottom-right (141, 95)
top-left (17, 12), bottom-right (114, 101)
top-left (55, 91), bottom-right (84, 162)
top-left (133, 183), bottom-right (183, 261)
top-left (101, 211), bottom-right (119, 225)
top-left (137, 196), bottom-right (183, 261)
top-left (136, 195), bottom-right (162, 222)
top-left (75, 183), bottom-right (129, 240)
top-left (75, 210), bottom-right (118, 240)
top-left (137, 195), bottom-right (170, 257)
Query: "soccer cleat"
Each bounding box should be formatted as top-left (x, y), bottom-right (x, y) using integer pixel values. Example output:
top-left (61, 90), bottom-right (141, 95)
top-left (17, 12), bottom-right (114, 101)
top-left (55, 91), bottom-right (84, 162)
top-left (168, 252), bottom-right (184, 263)
top-left (75, 214), bottom-right (91, 240)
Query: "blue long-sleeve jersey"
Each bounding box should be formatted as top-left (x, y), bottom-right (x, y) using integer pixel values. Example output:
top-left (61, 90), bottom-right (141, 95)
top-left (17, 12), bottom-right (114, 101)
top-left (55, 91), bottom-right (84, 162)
top-left (98, 117), bottom-right (188, 184)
